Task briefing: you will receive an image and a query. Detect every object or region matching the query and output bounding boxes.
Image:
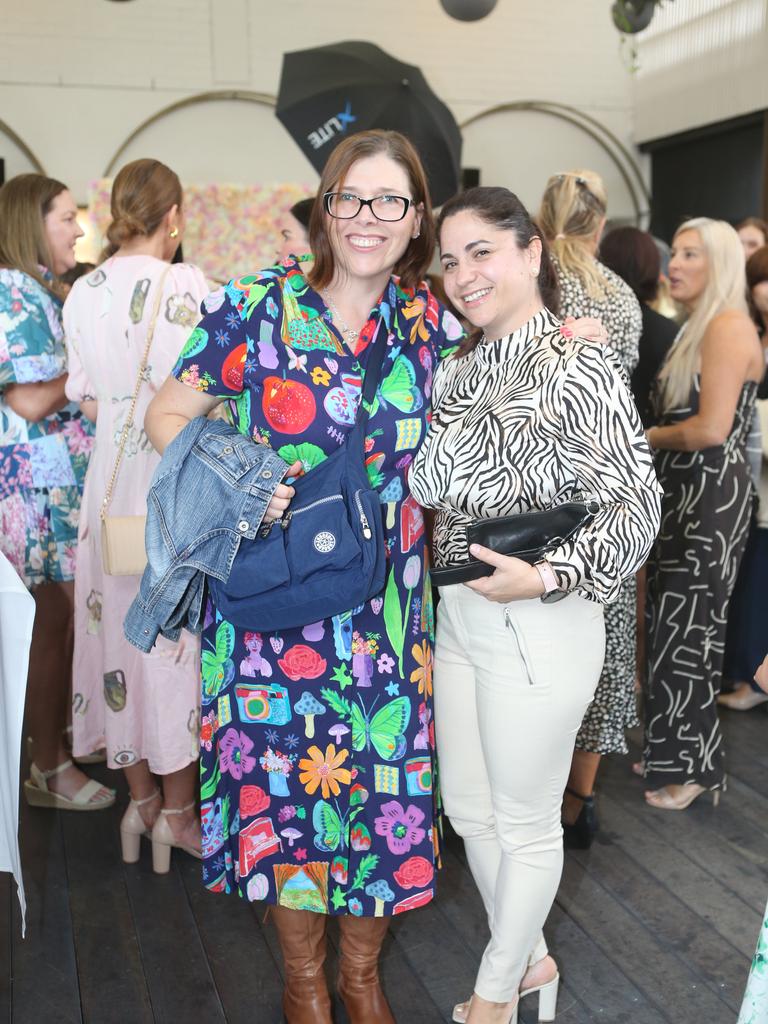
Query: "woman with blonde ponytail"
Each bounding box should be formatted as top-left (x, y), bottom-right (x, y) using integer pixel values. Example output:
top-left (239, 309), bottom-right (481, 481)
top-left (539, 170), bottom-right (643, 848)
top-left (642, 218), bottom-right (763, 810)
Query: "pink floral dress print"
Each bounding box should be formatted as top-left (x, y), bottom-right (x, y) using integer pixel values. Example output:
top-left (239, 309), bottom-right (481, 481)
top-left (0, 269), bottom-right (93, 588)
top-left (172, 259), bottom-right (463, 916)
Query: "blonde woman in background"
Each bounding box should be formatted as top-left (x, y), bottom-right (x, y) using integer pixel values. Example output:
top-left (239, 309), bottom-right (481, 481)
top-left (538, 170), bottom-right (642, 847)
top-left (642, 218), bottom-right (763, 810)
top-left (64, 159), bottom-right (210, 867)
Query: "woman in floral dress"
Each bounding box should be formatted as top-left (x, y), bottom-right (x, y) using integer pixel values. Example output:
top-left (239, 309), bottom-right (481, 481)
top-left (738, 650), bottom-right (768, 1024)
top-left (0, 174), bottom-right (114, 811)
top-left (147, 131), bottom-right (462, 1024)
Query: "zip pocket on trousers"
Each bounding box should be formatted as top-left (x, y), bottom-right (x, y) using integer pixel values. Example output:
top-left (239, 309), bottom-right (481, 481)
top-left (503, 608), bottom-right (535, 686)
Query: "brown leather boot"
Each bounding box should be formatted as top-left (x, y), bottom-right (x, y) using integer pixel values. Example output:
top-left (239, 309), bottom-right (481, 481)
top-left (270, 905), bottom-right (333, 1024)
top-left (337, 915), bottom-right (396, 1024)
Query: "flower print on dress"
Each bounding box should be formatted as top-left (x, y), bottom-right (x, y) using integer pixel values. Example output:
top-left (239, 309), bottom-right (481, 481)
top-left (410, 641), bottom-right (433, 698)
top-left (298, 743), bottom-right (352, 799)
top-left (218, 728), bottom-right (257, 780)
top-left (393, 855), bottom-right (434, 890)
top-left (352, 632), bottom-right (379, 688)
top-left (60, 417), bottom-right (94, 458)
top-left (278, 643), bottom-right (327, 681)
top-left (377, 652), bottom-right (395, 675)
top-left (200, 709), bottom-right (218, 752)
top-left (374, 800), bottom-right (426, 856)
top-left (260, 746), bottom-right (296, 797)
top-left (177, 363), bottom-right (216, 392)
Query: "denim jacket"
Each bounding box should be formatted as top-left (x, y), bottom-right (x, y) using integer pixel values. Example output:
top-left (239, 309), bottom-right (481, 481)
top-left (124, 417), bottom-right (288, 652)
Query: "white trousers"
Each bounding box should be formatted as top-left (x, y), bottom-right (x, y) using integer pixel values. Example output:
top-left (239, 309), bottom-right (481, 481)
top-left (434, 585), bottom-right (605, 1002)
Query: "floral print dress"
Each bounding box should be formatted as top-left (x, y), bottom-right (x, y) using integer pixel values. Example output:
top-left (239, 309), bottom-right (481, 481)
top-left (173, 260), bottom-right (462, 916)
top-left (0, 269), bottom-right (93, 588)
top-left (739, 898), bottom-right (768, 1023)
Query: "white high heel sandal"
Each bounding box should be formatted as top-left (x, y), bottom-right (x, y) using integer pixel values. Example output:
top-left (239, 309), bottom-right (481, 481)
top-left (150, 801), bottom-right (202, 874)
top-left (452, 997), bottom-right (520, 1024)
top-left (452, 972), bottom-right (559, 1024)
top-left (120, 789), bottom-right (161, 863)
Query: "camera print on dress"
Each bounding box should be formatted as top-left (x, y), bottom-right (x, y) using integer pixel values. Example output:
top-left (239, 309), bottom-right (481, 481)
top-left (0, 269), bottom-right (93, 588)
top-left (173, 259), bottom-right (462, 916)
top-left (553, 254), bottom-right (643, 756)
top-left (644, 376), bottom-right (757, 791)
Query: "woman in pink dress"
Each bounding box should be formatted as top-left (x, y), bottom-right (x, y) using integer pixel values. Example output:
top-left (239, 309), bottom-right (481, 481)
top-left (64, 159), bottom-right (209, 870)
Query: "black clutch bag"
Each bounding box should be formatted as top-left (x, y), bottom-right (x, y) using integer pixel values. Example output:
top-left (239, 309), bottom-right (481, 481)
top-left (430, 500), bottom-right (599, 588)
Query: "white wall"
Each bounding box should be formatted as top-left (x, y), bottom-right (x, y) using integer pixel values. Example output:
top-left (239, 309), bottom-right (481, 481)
top-left (633, 0), bottom-right (768, 143)
top-left (0, 0), bottom-right (645, 222)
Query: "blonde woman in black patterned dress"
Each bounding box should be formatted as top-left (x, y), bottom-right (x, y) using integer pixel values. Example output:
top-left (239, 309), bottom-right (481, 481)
top-left (642, 218), bottom-right (763, 810)
top-left (538, 170), bottom-right (642, 846)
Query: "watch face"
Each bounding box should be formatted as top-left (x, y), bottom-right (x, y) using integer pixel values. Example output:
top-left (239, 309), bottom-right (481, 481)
top-left (541, 589), bottom-right (568, 604)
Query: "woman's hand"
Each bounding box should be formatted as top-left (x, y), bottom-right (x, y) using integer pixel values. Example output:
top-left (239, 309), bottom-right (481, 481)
top-left (562, 315), bottom-right (608, 345)
top-left (754, 653), bottom-right (768, 694)
top-left (263, 459), bottom-right (302, 524)
top-left (463, 544), bottom-right (545, 603)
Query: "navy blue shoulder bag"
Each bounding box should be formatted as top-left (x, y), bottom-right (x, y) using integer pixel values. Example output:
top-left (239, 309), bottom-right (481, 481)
top-left (208, 320), bottom-right (388, 630)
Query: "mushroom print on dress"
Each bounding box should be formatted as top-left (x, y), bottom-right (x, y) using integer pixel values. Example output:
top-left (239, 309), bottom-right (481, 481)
top-left (172, 259), bottom-right (463, 916)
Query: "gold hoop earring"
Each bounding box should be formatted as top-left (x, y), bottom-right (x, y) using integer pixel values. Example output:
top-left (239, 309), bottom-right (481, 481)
top-left (169, 227), bottom-right (179, 239)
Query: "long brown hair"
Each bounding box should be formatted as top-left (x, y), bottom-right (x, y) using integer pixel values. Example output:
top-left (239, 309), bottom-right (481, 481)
top-left (104, 158), bottom-right (182, 257)
top-left (307, 130), bottom-right (435, 292)
top-left (737, 216), bottom-right (768, 245)
top-left (0, 173), bottom-right (69, 297)
top-left (437, 186), bottom-right (560, 358)
top-left (745, 244), bottom-right (768, 331)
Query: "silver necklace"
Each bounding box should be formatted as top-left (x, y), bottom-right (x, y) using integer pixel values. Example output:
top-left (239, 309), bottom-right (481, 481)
top-left (322, 290), bottom-right (360, 347)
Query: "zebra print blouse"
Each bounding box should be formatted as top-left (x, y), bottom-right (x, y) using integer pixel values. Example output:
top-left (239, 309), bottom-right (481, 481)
top-left (409, 307), bottom-right (663, 604)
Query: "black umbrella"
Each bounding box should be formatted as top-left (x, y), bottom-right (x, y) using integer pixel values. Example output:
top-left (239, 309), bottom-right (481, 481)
top-left (276, 40), bottom-right (462, 206)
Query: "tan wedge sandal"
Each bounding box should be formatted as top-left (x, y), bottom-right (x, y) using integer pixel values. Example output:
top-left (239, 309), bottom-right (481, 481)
top-left (24, 760), bottom-right (115, 811)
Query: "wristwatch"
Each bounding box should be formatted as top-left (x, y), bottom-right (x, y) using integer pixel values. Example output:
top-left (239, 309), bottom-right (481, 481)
top-left (534, 559), bottom-right (567, 604)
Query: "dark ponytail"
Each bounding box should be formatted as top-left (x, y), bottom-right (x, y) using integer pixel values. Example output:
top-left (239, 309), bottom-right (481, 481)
top-left (437, 186), bottom-right (560, 357)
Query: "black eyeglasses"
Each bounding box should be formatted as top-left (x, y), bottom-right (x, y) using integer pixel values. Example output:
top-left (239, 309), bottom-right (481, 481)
top-left (323, 191), bottom-right (413, 222)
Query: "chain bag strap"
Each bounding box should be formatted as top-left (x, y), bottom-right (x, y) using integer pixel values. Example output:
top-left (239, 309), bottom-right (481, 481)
top-left (100, 266), bottom-right (171, 575)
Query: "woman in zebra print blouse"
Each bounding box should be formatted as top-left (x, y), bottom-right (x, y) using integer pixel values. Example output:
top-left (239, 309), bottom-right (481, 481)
top-left (409, 187), bottom-right (662, 1024)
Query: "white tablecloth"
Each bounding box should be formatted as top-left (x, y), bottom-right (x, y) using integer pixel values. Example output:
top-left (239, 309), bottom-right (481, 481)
top-left (0, 552), bottom-right (33, 934)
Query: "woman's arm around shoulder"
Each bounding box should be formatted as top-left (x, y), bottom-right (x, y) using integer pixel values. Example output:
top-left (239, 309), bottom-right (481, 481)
top-left (648, 309), bottom-right (762, 452)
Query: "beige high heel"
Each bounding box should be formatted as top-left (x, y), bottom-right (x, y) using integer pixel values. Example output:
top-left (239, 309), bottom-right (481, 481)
top-left (120, 789), bottom-right (161, 863)
top-left (151, 801), bottom-right (202, 874)
top-left (453, 996), bottom-right (519, 1024)
top-left (452, 960), bottom-right (559, 1024)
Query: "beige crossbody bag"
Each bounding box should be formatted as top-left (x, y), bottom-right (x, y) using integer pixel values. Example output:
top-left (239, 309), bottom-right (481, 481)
top-left (100, 267), bottom-right (170, 576)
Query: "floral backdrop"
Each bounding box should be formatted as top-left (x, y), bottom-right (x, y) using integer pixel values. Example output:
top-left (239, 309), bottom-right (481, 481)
top-left (86, 180), bottom-right (314, 283)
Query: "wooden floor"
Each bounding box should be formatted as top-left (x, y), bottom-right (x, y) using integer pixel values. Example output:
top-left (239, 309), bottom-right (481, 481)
top-left (2, 706), bottom-right (765, 1024)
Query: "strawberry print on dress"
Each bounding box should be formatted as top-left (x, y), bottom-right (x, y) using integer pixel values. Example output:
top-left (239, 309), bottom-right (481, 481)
top-left (173, 258), bottom-right (462, 916)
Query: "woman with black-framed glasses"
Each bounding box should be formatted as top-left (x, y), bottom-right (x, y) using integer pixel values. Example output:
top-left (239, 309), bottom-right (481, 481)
top-left (146, 129), bottom-right (461, 1024)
